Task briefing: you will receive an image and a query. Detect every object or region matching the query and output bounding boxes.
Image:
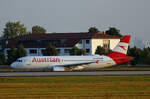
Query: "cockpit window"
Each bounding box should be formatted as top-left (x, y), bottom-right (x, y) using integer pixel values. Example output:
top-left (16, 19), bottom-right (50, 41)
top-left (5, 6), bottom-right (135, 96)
top-left (16, 59), bottom-right (22, 62)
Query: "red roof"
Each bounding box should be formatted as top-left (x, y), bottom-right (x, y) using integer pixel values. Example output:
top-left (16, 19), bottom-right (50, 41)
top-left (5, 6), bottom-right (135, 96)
top-left (5, 32), bottom-right (120, 48)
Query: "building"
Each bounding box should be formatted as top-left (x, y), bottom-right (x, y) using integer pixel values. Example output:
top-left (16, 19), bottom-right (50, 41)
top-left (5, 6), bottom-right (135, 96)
top-left (4, 32), bottom-right (120, 56)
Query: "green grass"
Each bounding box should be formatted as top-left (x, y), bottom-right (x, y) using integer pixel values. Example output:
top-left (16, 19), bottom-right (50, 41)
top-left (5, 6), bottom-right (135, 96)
top-left (0, 76), bottom-right (150, 83)
top-left (0, 76), bottom-right (150, 99)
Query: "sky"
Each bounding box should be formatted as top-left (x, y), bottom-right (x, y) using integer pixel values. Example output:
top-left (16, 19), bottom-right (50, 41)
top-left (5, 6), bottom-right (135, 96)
top-left (0, 0), bottom-right (150, 47)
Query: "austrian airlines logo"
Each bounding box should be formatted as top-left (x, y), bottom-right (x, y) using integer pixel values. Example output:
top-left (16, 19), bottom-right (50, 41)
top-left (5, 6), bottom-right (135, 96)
top-left (32, 57), bottom-right (60, 63)
top-left (119, 45), bottom-right (127, 51)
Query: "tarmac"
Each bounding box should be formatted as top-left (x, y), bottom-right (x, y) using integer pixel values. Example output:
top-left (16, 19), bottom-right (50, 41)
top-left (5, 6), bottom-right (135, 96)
top-left (0, 71), bottom-right (150, 77)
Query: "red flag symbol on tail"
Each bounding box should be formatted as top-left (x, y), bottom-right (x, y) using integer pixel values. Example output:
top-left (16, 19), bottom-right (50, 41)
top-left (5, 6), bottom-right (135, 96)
top-left (119, 45), bottom-right (127, 51)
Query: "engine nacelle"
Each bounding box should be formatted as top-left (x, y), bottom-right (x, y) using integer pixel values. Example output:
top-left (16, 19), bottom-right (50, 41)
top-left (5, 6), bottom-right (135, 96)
top-left (52, 66), bottom-right (65, 71)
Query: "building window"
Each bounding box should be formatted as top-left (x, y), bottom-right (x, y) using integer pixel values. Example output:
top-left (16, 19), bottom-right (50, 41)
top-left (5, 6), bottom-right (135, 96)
top-left (86, 40), bottom-right (90, 44)
top-left (86, 49), bottom-right (90, 53)
top-left (60, 39), bottom-right (66, 44)
top-left (56, 49), bottom-right (60, 53)
top-left (6, 50), bottom-right (10, 54)
top-left (29, 49), bottom-right (37, 54)
top-left (64, 49), bottom-right (70, 53)
top-left (103, 40), bottom-right (110, 49)
top-left (79, 40), bottom-right (82, 44)
top-left (41, 49), bottom-right (45, 54)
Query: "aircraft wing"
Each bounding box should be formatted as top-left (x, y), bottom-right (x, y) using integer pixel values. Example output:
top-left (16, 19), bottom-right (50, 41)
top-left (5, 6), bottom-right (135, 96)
top-left (48, 61), bottom-right (96, 68)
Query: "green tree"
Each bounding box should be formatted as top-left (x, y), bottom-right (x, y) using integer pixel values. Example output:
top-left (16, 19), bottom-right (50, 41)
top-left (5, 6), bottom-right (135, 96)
top-left (7, 47), bottom-right (16, 64)
top-left (70, 46), bottom-right (79, 55)
top-left (32, 25), bottom-right (46, 34)
top-left (15, 44), bottom-right (27, 59)
top-left (88, 27), bottom-right (99, 34)
top-left (95, 46), bottom-right (107, 55)
top-left (3, 21), bottom-right (27, 39)
top-left (140, 48), bottom-right (150, 64)
top-left (106, 27), bottom-right (122, 37)
top-left (78, 49), bottom-right (86, 55)
top-left (1, 39), bottom-right (6, 50)
top-left (70, 46), bottom-right (85, 55)
top-left (127, 46), bottom-right (142, 65)
top-left (0, 53), bottom-right (6, 65)
top-left (42, 44), bottom-right (58, 56)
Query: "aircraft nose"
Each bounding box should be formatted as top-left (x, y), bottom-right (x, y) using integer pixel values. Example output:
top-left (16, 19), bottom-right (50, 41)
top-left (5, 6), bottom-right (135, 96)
top-left (10, 62), bottom-right (17, 68)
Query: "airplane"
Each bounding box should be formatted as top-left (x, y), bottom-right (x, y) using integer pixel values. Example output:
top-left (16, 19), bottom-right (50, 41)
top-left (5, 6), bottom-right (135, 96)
top-left (10, 35), bottom-right (134, 71)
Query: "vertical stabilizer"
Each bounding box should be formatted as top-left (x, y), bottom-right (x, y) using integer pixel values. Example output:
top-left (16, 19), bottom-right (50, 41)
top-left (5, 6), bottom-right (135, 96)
top-left (112, 35), bottom-right (130, 55)
top-left (107, 35), bottom-right (133, 64)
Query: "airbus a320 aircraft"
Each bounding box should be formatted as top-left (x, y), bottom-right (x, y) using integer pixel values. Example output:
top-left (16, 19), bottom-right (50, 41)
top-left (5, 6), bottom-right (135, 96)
top-left (11, 35), bottom-right (133, 71)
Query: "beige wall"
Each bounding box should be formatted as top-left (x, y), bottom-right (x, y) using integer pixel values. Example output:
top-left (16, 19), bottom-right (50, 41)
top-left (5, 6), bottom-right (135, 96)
top-left (91, 39), bottom-right (103, 54)
top-left (91, 39), bottom-right (120, 54)
top-left (109, 39), bottom-right (120, 50)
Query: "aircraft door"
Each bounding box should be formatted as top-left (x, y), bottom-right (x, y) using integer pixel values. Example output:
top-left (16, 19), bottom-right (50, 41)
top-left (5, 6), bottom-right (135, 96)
top-left (24, 57), bottom-right (31, 66)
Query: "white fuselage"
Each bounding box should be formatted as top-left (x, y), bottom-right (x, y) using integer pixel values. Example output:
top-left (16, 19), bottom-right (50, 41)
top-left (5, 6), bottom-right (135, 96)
top-left (11, 55), bottom-right (116, 70)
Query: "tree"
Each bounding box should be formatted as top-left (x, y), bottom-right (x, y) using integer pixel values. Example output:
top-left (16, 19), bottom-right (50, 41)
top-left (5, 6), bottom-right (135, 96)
top-left (70, 46), bottom-right (85, 55)
top-left (127, 46), bottom-right (150, 65)
top-left (95, 46), bottom-right (107, 55)
top-left (42, 44), bottom-right (58, 56)
top-left (78, 49), bottom-right (86, 55)
top-left (32, 25), bottom-right (46, 34)
top-left (140, 48), bottom-right (150, 65)
top-left (0, 53), bottom-right (6, 65)
top-left (3, 21), bottom-right (27, 39)
top-left (7, 47), bottom-right (16, 64)
top-left (127, 46), bottom-right (142, 65)
top-left (88, 27), bottom-right (99, 34)
top-left (70, 46), bottom-right (79, 55)
top-left (15, 44), bottom-right (27, 59)
top-left (106, 27), bottom-right (122, 37)
top-left (1, 39), bottom-right (6, 50)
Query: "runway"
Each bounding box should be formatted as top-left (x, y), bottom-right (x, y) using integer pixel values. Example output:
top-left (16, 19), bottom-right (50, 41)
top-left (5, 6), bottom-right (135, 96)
top-left (0, 71), bottom-right (150, 77)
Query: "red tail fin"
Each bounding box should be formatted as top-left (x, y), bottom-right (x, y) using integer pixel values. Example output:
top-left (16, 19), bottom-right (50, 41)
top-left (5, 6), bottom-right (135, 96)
top-left (107, 35), bottom-right (133, 64)
top-left (111, 35), bottom-right (131, 55)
